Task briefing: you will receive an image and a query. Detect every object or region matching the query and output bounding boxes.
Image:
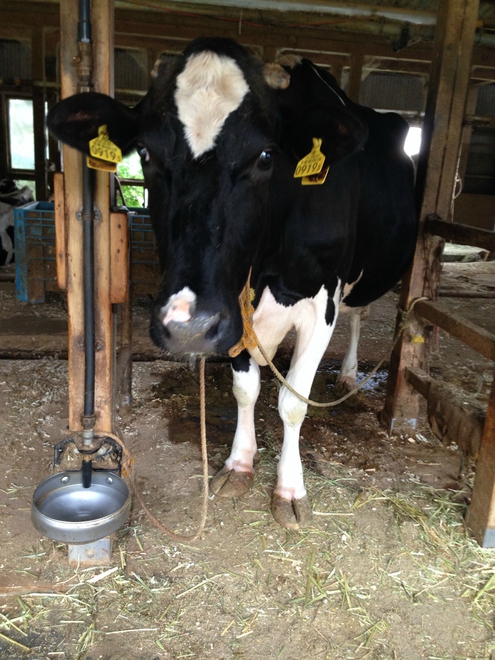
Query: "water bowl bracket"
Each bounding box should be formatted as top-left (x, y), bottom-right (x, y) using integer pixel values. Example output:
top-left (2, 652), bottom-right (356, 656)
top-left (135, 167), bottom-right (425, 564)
top-left (53, 435), bottom-right (123, 476)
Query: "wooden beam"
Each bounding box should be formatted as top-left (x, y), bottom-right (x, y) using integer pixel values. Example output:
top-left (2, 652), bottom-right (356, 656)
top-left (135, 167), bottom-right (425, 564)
top-left (53, 172), bottom-right (66, 290)
top-left (109, 212), bottom-right (129, 304)
top-left (466, 376), bottom-right (495, 547)
top-left (405, 366), bottom-right (485, 462)
top-left (60, 0), bottom-right (85, 431)
top-left (92, 0), bottom-right (115, 434)
top-left (31, 25), bottom-right (47, 200)
top-left (426, 217), bottom-right (495, 252)
top-left (414, 300), bottom-right (495, 361)
top-left (381, 0), bottom-right (481, 434)
top-left (347, 52), bottom-right (364, 102)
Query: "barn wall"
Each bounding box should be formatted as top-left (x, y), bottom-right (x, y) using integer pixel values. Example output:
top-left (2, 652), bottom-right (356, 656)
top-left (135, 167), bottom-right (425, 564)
top-left (0, 1), bottom-right (494, 225)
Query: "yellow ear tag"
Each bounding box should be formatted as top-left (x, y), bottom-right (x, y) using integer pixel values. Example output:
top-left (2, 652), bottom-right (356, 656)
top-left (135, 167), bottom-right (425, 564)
top-left (86, 155), bottom-right (118, 172)
top-left (294, 138), bottom-right (325, 179)
top-left (87, 125), bottom-right (122, 171)
top-left (302, 166), bottom-right (330, 186)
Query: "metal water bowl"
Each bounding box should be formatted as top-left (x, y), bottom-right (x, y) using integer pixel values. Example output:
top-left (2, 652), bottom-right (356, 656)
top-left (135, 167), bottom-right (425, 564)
top-left (31, 470), bottom-right (131, 544)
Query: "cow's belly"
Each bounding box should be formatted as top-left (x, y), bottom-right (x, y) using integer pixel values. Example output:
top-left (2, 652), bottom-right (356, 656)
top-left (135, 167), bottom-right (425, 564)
top-left (248, 285), bottom-right (330, 366)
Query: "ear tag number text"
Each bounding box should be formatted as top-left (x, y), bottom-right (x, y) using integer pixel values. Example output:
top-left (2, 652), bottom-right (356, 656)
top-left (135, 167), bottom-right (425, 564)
top-left (293, 138), bottom-right (325, 178)
top-left (88, 125), bottom-right (122, 167)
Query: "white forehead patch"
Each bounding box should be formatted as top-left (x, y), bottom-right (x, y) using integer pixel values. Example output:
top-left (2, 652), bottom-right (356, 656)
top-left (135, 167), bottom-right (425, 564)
top-left (174, 51), bottom-right (249, 158)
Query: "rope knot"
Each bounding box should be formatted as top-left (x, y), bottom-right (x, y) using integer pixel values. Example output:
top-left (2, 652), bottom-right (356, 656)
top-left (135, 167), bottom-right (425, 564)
top-left (228, 271), bottom-right (257, 358)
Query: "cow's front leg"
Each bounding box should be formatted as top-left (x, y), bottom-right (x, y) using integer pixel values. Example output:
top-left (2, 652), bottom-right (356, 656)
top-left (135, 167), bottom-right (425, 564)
top-left (210, 351), bottom-right (260, 498)
top-left (273, 287), bottom-right (338, 530)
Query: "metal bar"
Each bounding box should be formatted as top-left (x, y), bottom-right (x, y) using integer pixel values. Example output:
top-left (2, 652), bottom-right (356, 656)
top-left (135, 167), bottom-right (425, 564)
top-left (414, 299), bottom-right (495, 361)
top-left (425, 217), bottom-right (495, 252)
top-left (82, 159), bottom-right (95, 421)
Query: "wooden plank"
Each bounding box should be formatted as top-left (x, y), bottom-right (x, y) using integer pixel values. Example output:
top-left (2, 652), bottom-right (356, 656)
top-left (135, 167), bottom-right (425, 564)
top-left (53, 172), bottom-right (66, 290)
top-left (60, 0), bottom-right (85, 431)
top-left (109, 212), bottom-right (129, 304)
top-left (381, 0), bottom-right (481, 434)
top-left (426, 217), bottom-right (495, 252)
top-left (404, 366), bottom-right (431, 399)
top-left (92, 0), bottom-right (115, 434)
top-left (466, 376), bottom-right (495, 547)
top-left (414, 300), bottom-right (495, 361)
top-left (347, 52), bottom-right (364, 102)
top-left (31, 25), bottom-right (47, 200)
top-left (405, 366), bottom-right (485, 462)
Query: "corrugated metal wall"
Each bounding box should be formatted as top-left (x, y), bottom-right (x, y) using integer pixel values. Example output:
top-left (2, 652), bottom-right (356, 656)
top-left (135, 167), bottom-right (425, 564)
top-left (360, 72), bottom-right (426, 111)
top-left (476, 83), bottom-right (495, 117)
top-left (114, 48), bottom-right (148, 91)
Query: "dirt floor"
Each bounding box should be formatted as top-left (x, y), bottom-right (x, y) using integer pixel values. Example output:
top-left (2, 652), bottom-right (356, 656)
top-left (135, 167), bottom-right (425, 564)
top-left (0, 259), bottom-right (494, 660)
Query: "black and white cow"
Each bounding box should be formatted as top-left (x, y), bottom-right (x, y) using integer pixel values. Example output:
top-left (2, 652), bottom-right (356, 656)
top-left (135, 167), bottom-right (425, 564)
top-left (47, 38), bottom-right (417, 530)
top-left (0, 180), bottom-right (34, 266)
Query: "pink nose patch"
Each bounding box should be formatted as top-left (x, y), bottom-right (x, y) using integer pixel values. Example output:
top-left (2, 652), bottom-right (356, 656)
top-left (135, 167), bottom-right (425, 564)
top-left (162, 287), bottom-right (197, 326)
top-left (163, 298), bottom-right (192, 326)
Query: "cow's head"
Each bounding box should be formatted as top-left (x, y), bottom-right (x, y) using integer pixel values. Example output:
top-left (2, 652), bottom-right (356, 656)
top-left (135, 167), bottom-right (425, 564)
top-left (47, 38), bottom-right (366, 358)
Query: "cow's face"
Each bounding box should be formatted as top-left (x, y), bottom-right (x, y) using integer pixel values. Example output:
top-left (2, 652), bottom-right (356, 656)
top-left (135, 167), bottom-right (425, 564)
top-left (48, 42), bottom-right (284, 357)
top-left (47, 38), bottom-right (366, 358)
top-left (140, 48), bottom-right (282, 356)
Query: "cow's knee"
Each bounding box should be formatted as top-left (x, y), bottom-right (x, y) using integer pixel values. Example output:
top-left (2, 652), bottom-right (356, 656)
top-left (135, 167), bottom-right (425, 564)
top-left (278, 388), bottom-right (307, 429)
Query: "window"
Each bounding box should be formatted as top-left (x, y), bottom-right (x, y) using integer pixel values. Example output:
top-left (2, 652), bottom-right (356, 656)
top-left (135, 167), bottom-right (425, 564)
top-left (8, 99), bottom-right (35, 170)
top-left (404, 126), bottom-right (422, 157)
top-left (117, 150), bottom-right (146, 207)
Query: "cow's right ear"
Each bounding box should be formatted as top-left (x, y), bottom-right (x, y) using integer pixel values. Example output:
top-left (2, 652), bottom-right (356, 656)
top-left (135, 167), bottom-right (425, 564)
top-left (47, 92), bottom-right (139, 155)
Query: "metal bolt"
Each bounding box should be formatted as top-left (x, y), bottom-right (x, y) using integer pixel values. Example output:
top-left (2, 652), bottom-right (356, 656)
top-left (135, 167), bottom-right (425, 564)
top-left (61, 476), bottom-right (70, 483)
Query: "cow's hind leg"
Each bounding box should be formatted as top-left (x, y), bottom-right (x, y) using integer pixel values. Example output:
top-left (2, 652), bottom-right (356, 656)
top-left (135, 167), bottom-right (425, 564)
top-left (337, 305), bottom-right (370, 391)
top-left (210, 351), bottom-right (260, 498)
top-left (273, 287), bottom-right (338, 530)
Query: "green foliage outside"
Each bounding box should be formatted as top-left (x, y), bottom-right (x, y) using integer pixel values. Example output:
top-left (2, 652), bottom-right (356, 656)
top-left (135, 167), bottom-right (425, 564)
top-left (117, 151), bottom-right (146, 208)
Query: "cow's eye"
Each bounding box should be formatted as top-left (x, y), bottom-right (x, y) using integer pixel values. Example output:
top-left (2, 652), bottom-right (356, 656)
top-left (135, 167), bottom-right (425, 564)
top-left (138, 145), bottom-right (150, 162)
top-left (257, 150), bottom-right (272, 170)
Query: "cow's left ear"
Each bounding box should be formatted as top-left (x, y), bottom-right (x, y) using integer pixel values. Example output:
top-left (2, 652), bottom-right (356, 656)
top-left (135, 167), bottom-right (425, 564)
top-left (284, 104), bottom-right (368, 165)
top-left (47, 92), bottom-right (139, 155)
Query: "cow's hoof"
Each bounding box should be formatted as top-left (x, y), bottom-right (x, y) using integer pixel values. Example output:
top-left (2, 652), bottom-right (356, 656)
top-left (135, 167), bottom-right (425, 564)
top-left (210, 466), bottom-right (254, 498)
top-left (336, 376), bottom-right (356, 395)
top-left (271, 494), bottom-right (313, 530)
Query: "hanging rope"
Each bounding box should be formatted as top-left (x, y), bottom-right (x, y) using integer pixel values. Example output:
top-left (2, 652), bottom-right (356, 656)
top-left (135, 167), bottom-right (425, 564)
top-left (106, 357), bottom-right (210, 543)
top-left (102, 284), bottom-right (427, 540)
top-left (231, 272), bottom-right (429, 408)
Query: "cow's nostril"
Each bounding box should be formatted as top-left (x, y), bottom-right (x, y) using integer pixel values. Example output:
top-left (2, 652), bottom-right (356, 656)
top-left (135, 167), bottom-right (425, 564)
top-left (205, 318), bottom-right (221, 342)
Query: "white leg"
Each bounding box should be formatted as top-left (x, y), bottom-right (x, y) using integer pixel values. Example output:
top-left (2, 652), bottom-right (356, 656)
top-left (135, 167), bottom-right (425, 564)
top-left (226, 358), bottom-right (260, 472)
top-left (210, 357), bottom-right (261, 497)
top-left (0, 226), bottom-right (14, 265)
top-left (338, 305), bottom-right (370, 390)
top-left (273, 285), bottom-right (341, 529)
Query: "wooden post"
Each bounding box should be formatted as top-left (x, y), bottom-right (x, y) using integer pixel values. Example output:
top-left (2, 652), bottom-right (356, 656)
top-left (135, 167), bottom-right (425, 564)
top-left (347, 53), bottom-right (364, 103)
top-left (31, 26), bottom-right (47, 200)
top-left (466, 377), bottom-right (495, 546)
top-left (92, 0), bottom-right (115, 433)
top-left (59, 0), bottom-right (115, 433)
top-left (60, 0), bottom-right (85, 431)
top-left (381, 0), bottom-right (481, 434)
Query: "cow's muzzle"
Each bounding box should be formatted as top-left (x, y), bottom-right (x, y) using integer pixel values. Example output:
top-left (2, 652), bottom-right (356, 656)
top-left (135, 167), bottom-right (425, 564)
top-left (161, 312), bottom-right (224, 355)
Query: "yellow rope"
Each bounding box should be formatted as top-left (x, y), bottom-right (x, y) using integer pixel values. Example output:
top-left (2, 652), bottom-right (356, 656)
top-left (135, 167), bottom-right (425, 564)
top-left (228, 273), bottom-right (257, 358)
top-left (230, 270), bottom-right (429, 408)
